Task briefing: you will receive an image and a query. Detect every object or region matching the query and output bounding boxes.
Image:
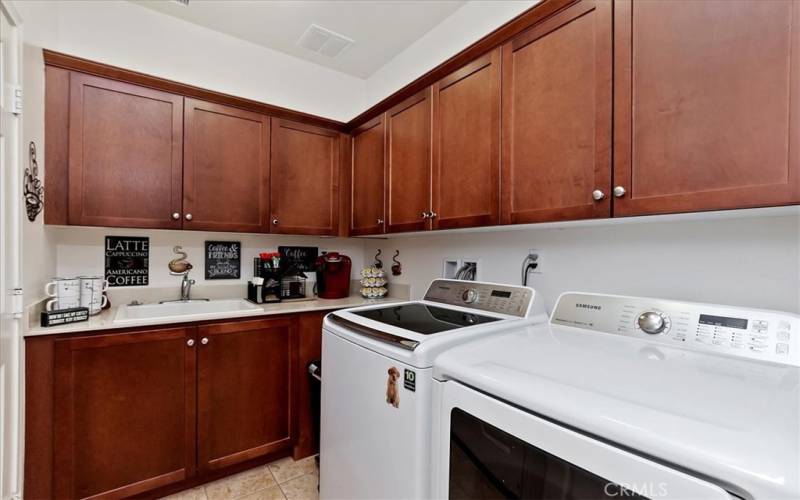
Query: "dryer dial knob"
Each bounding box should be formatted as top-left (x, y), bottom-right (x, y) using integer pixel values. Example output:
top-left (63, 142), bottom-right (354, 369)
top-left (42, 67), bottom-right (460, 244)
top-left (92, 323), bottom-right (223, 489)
top-left (638, 311), bottom-right (666, 334)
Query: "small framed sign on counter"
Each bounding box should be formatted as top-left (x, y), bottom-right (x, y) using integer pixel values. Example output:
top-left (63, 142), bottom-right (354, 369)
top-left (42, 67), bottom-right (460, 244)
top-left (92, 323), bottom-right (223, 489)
top-left (278, 246), bottom-right (318, 272)
top-left (205, 241), bottom-right (241, 280)
top-left (105, 236), bottom-right (149, 287)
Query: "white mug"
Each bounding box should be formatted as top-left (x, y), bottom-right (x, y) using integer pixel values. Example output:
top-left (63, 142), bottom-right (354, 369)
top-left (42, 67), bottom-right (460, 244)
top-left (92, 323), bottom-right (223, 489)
top-left (79, 276), bottom-right (109, 315)
top-left (45, 296), bottom-right (80, 311)
top-left (44, 278), bottom-right (81, 310)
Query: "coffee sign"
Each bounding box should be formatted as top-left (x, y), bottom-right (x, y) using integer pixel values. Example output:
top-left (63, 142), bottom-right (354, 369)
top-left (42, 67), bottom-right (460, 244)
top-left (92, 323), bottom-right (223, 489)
top-left (105, 236), bottom-right (149, 287)
top-left (205, 241), bottom-right (241, 280)
top-left (278, 246), bottom-right (318, 272)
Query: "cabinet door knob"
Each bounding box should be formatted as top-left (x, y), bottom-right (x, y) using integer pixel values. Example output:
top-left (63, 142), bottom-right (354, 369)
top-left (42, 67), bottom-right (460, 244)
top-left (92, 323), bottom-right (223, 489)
top-left (172, 212), bottom-right (180, 220)
top-left (201, 337), bottom-right (209, 345)
top-left (376, 218), bottom-right (384, 225)
top-left (186, 339), bottom-right (195, 347)
top-left (429, 211), bottom-right (438, 219)
top-left (184, 213), bottom-right (193, 221)
top-left (613, 186), bottom-right (627, 198)
top-left (421, 211), bottom-right (429, 219)
top-left (592, 189), bottom-right (605, 201)
top-left (272, 218), bottom-right (279, 225)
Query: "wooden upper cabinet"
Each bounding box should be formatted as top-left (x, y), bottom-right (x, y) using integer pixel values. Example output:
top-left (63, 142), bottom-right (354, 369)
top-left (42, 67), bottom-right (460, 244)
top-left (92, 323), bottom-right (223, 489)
top-left (53, 327), bottom-right (196, 499)
top-left (501, 0), bottom-right (612, 224)
top-left (197, 318), bottom-right (297, 472)
top-left (386, 89), bottom-right (432, 233)
top-left (432, 49), bottom-right (501, 230)
top-left (67, 73), bottom-right (184, 229)
top-left (350, 116), bottom-right (386, 236)
top-left (183, 99), bottom-right (270, 232)
top-left (614, 0), bottom-right (800, 215)
top-left (271, 119), bottom-right (340, 235)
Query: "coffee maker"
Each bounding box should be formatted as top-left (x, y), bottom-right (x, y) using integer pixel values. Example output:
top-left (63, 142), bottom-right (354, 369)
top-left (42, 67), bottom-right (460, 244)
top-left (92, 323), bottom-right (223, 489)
top-left (315, 252), bottom-right (351, 299)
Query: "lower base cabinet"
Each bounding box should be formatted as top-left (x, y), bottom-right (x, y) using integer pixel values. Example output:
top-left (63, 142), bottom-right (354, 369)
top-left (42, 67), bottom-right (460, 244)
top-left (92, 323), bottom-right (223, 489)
top-left (198, 318), bottom-right (297, 472)
top-left (25, 312), bottom-right (322, 499)
top-left (53, 326), bottom-right (197, 499)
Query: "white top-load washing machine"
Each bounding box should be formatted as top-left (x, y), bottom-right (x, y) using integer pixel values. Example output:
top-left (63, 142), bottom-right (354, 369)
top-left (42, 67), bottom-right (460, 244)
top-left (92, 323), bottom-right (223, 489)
top-left (320, 279), bottom-right (547, 499)
top-left (432, 292), bottom-right (800, 499)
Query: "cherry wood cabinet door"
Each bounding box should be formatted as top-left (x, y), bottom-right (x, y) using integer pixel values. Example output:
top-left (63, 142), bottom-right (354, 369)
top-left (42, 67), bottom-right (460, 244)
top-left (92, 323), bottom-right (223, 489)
top-left (293, 311), bottom-right (328, 459)
top-left (614, 0), bottom-right (800, 215)
top-left (184, 98), bottom-right (270, 232)
top-left (271, 119), bottom-right (340, 235)
top-left (350, 115), bottom-right (386, 235)
top-left (197, 318), bottom-right (298, 472)
top-left (432, 48), bottom-right (501, 230)
top-left (68, 73), bottom-right (184, 229)
top-left (386, 89), bottom-right (432, 233)
top-left (53, 327), bottom-right (196, 499)
top-left (501, 0), bottom-right (612, 224)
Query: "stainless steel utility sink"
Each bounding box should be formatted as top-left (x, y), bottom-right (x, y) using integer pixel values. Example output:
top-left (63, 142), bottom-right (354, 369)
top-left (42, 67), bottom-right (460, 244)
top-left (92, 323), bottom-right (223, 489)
top-left (113, 299), bottom-right (262, 324)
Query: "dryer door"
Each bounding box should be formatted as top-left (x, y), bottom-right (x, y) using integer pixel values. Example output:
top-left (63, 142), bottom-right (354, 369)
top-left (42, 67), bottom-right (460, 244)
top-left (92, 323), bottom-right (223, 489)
top-left (433, 380), bottom-right (734, 499)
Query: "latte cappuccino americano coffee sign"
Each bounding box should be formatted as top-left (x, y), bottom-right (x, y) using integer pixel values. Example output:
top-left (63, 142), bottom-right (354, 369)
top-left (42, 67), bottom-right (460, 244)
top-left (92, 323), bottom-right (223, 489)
top-left (105, 236), bottom-right (150, 287)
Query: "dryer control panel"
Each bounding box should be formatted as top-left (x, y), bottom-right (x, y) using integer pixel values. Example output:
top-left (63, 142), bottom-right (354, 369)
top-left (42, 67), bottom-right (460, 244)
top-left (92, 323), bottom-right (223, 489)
top-left (551, 293), bottom-right (800, 366)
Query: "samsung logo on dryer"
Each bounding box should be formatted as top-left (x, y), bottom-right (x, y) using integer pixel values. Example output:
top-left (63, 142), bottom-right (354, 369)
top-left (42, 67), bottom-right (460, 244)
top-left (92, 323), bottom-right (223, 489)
top-left (575, 303), bottom-right (601, 310)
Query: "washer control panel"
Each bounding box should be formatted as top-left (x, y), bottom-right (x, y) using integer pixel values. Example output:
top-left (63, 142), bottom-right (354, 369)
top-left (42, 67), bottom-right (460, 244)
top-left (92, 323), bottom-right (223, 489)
top-left (551, 293), bottom-right (800, 366)
top-left (424, 279), bottom-right (535, 318)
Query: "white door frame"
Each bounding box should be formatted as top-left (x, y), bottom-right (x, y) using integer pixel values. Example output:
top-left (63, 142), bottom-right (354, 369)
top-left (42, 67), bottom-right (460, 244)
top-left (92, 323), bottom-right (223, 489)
top-left (0, 1), bottom-right (24, 498)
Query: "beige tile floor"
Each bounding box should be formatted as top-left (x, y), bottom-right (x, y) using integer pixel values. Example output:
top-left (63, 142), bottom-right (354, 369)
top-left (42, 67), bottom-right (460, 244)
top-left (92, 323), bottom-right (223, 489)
top-left (162, 456), bottom-right (319, 500)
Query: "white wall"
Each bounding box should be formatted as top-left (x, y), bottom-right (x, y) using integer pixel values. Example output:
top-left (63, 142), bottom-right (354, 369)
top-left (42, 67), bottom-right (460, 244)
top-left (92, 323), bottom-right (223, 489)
top-left (367, 214), bottom-right (800, 314)
top-left (51, 226), bottom-right (365, 291)
top-left (12, 0), bottom-right (365, 121)
top-left (360, 0), bottom-right (538, 110)
top-left (20, 39), bottom-right (56, 305)
top-left (13, 0), bottom-right (542, 120)
top-left (11, 0), bottom-right (367, 304)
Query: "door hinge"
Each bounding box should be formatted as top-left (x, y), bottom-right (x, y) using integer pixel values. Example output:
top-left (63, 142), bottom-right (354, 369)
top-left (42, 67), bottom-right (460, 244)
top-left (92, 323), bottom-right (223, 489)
top-left (4, 84), bottom-right (22, 115)
top-left (13, 86), bottom-right (23, 114)
top-left (11, 288), bottom-right (23, 318)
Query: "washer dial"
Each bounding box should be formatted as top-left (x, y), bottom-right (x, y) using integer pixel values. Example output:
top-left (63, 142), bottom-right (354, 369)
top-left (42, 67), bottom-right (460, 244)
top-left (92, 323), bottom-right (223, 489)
top-left (462, 288), bottom-right (479, 304)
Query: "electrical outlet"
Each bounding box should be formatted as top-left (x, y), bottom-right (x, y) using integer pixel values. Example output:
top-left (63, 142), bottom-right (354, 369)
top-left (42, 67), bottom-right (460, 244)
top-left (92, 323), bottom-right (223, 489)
top-left (527, 249), bottom-right (544, 274)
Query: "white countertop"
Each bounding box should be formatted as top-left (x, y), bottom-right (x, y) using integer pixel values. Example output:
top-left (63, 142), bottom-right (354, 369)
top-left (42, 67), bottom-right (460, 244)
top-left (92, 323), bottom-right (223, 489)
top-left (25, 294), bottom-right (404, 337)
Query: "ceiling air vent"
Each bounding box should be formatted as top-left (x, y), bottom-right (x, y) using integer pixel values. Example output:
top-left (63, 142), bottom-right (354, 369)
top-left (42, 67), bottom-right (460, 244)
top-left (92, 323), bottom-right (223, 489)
top-left (297, 24), bottom-right (354, 58)
top-left (170, 0), bottom-right (189, 6)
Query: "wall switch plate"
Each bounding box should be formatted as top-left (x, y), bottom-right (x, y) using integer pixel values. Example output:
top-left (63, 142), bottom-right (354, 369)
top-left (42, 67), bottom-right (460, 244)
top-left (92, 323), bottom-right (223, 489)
top-left (527, 249), bottom-right (544, 274)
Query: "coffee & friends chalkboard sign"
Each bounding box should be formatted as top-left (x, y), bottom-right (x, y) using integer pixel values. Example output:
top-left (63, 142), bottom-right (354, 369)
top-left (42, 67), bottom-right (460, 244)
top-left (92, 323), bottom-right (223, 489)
top-left (205, 241), bottom-right (241, 280)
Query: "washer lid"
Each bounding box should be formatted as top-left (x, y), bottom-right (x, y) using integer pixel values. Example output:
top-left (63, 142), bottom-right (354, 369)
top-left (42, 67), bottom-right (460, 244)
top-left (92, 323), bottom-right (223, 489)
top-left (325, 300), bottom-right (534, 368)
top-left (351, 302), bottom-right (501, 335)
top-left (434, 324), bottom-right (800, 499)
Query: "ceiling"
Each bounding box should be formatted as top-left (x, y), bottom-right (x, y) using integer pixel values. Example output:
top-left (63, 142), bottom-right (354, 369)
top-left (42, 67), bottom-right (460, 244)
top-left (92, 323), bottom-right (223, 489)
top-left (130, 0), bottom-right (467, 79)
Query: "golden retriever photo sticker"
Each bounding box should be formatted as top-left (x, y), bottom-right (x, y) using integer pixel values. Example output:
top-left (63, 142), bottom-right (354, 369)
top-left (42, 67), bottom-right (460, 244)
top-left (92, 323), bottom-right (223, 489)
top-left (386, 367), bottom-right (400, 408)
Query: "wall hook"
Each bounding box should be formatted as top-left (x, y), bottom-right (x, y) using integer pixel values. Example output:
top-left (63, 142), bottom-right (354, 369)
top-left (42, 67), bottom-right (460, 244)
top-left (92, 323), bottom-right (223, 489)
top-left (24, 141), bottom-right (44, 222)
top-left (391, 250), bottom-right (402, 276)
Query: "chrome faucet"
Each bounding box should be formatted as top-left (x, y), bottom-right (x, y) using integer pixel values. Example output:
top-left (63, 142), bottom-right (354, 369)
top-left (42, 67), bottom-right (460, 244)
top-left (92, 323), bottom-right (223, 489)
top-left (159, 271), bottom-right (209, 304)
top-left (180, 273), bottom-right (195, 301)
